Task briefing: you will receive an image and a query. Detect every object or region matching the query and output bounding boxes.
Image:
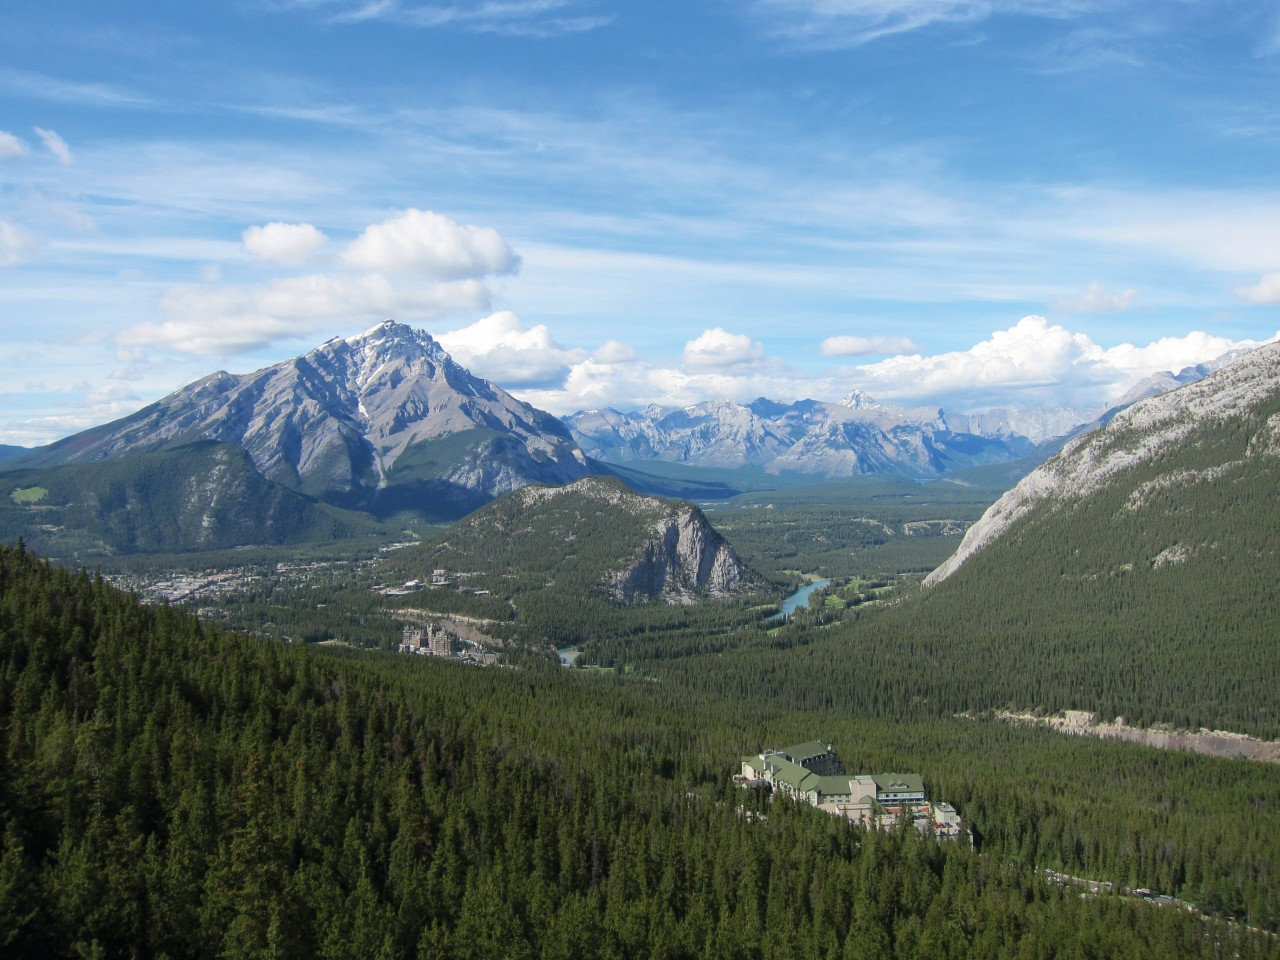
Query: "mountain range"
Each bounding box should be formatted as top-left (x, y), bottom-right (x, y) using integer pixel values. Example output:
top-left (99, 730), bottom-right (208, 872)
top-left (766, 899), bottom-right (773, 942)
top-left (7, 321), bottom-right (589, 532)
top-left (568, 395), bottom-right (1097, 479)
top-left (0, 320), bottom-right (1246, 555)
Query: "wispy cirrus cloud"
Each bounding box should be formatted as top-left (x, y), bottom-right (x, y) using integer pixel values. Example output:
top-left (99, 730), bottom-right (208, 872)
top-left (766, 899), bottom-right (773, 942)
top-left (743, 0), bottom-right (1171, 51)
top-left (0, 68), bottom-right (157, 108)
top-left (0, 221), bottom-right (38, 267)
top-left (272, 0), bottom-right (612, 36)
top-left (35, 127), bottom-right (73, 165)
top-left (1050, 281), bottom-right (1139, 316)
top-left (745, 0), bottom-right (1076, 48)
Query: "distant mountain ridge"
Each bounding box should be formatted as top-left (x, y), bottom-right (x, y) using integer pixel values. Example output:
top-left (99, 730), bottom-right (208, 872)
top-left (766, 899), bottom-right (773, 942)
top-left (566, 356), bottom-right (1248, 480)
top-left (567, 396), bottom-right (1093, 479)
top-left (12, 321), bottom-right (590, 523)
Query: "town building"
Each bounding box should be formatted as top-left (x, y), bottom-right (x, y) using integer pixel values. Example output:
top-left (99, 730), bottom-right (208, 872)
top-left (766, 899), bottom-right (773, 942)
top-left (738, 741), bottom-right (961, 836)
top-left (399, 623), bottom-right (456, 657)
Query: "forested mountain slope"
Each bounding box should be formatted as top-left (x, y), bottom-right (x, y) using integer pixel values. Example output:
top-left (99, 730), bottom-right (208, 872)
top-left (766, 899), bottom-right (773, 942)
top-left (380, 477), bottom-right (768, 648)
top-left (926, 340), bottom-right (1280, 584)
top-left (2, 543), bottom-right (1278, 956)
top-left (661, 343), bottom-right (1280, 740)
top-left (413, 476), bottom-right (756, 603)
top-left (0, 441), bottom-right (385, 557)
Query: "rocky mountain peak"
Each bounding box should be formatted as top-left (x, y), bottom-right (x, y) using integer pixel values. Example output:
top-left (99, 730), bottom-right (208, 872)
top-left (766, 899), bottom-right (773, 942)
top-left (839, 390), bottom-right (881, 410)
top-left (20, 320), bottom-right (590, 521)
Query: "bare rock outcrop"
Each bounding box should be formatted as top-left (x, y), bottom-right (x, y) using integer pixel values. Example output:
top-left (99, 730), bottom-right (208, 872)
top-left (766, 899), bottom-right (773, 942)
top-left (608, 505), bottom-right (748, 604)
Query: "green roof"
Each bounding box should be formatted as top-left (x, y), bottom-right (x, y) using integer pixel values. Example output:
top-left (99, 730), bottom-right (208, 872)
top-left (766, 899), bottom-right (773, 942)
top-left (781, 740), bottom-right (831, 763)
top-left (768, 757), bottom-right (820, 792)
top-left (873, 774), bottom-right (924, 794)
top-left (816, 776), bottom-right (856, 798)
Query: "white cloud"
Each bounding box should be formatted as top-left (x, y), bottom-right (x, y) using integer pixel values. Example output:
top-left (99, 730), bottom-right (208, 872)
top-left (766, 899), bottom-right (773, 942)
top-left (820, 334), bottom-right (922, 357)
top-left (309, 0), bottom-right (613, 37)
top-left (123, 274), bottom-right (489, 355)
top-left (476, 315), bottom-right (1278, 418)
top-left (242, 222), bottom-right (328, 265)
top-left (86, 382), bottom-right (139, 406)
top-left (0, 130), bottom-right (27, 160)
top-left (35, 127), bottom-right (73, 165)
top-left (593, 339), bottom-right (637, 364)
top-left (745, 0), bottom-right (1108, 48)
top-left (436, 311), bottom-right (586, 389)
top-left (848, 315), bottom-right (1272, 408)
top-left (0, 221), bottom-right (37, 266)
top-left (1236, 272), bottom-right (1280, 305)
top-left (342, 209), bottom-right (520, 279)
top-left (683, 327), bottom-right (765, 368)
top-left (1050, 281), bottom-right (1139, 315)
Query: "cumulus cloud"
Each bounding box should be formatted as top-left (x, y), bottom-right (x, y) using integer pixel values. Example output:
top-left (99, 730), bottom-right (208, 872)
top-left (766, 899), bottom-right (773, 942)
top-left (35, 127), bottom-right (72, 165)
top-left (1236, 271), bottom-right (1280, 305)
top-left (593, 339), bottom-right (637, 364)
top-left (848, 315), bottom-right (1272, 409)
top-left (126, 210), bottom-right (523, 358)
top-left (0, 220), bottom-right (37, 266)
top-left (242, 222), bottom-right (328, 265)
top-left (343, 208), bottom-right (520, 279)
top-left (517, 316), bottom-right (1276, 417)
top-left (820, 334), bottom-right (921, 357)
top-left (436, 311), bottom-right (586, 389)
top-left (0, 130), bottom-right (27, 160)
top-left (683, 327), bottom-right (765, 368)
top-left (1050, 281), bottom-right (1139, 315)
top-left (123, 274), bottom-right (489, 355)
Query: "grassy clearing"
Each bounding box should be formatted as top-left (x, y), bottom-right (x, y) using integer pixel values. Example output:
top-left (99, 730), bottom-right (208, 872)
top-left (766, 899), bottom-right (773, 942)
top-left (10, 486), bottom-right (48, 504)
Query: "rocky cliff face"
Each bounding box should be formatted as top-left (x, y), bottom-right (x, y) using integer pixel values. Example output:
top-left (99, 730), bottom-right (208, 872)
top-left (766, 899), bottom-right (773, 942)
top-left (509, 477), bottom-right (754, 604)
top-left (19, 321), bottom-right (590, 519)
top-left (608, 506), bottom-right (748, 604)
top-left (924, 341), bottom-right (1280, 585)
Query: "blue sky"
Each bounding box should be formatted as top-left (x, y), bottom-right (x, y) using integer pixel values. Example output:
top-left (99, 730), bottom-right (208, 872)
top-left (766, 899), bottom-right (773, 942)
top-left (2, 0), bottom-right (1279, 444)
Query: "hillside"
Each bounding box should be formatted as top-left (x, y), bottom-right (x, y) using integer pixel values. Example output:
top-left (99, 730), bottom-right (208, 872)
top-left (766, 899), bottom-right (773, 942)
top-left (659, 342), bottom-right (1280, 739)
top-left (2, 544), bottom-right (1279, 953)
top-left (8, 321), bottom-right (590, 525)
top-left (0, 441), bottom-right (385, 557)
top-left (381, 476), bottom-right (766, 646)
top-left (925, 341), bottom-right (1280, 585)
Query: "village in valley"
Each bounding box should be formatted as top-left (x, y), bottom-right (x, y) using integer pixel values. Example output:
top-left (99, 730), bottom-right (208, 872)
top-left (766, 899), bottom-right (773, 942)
top-left (738, 741), bottom-right (966, 839)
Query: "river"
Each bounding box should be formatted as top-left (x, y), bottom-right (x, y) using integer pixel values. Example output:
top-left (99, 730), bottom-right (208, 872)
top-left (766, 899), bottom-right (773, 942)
top-left (770, 578), bottom-right (831, 621)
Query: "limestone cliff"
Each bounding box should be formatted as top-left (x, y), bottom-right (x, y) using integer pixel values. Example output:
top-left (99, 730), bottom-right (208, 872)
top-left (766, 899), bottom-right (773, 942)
top-left (608, 506), bottom-right (748, 604)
